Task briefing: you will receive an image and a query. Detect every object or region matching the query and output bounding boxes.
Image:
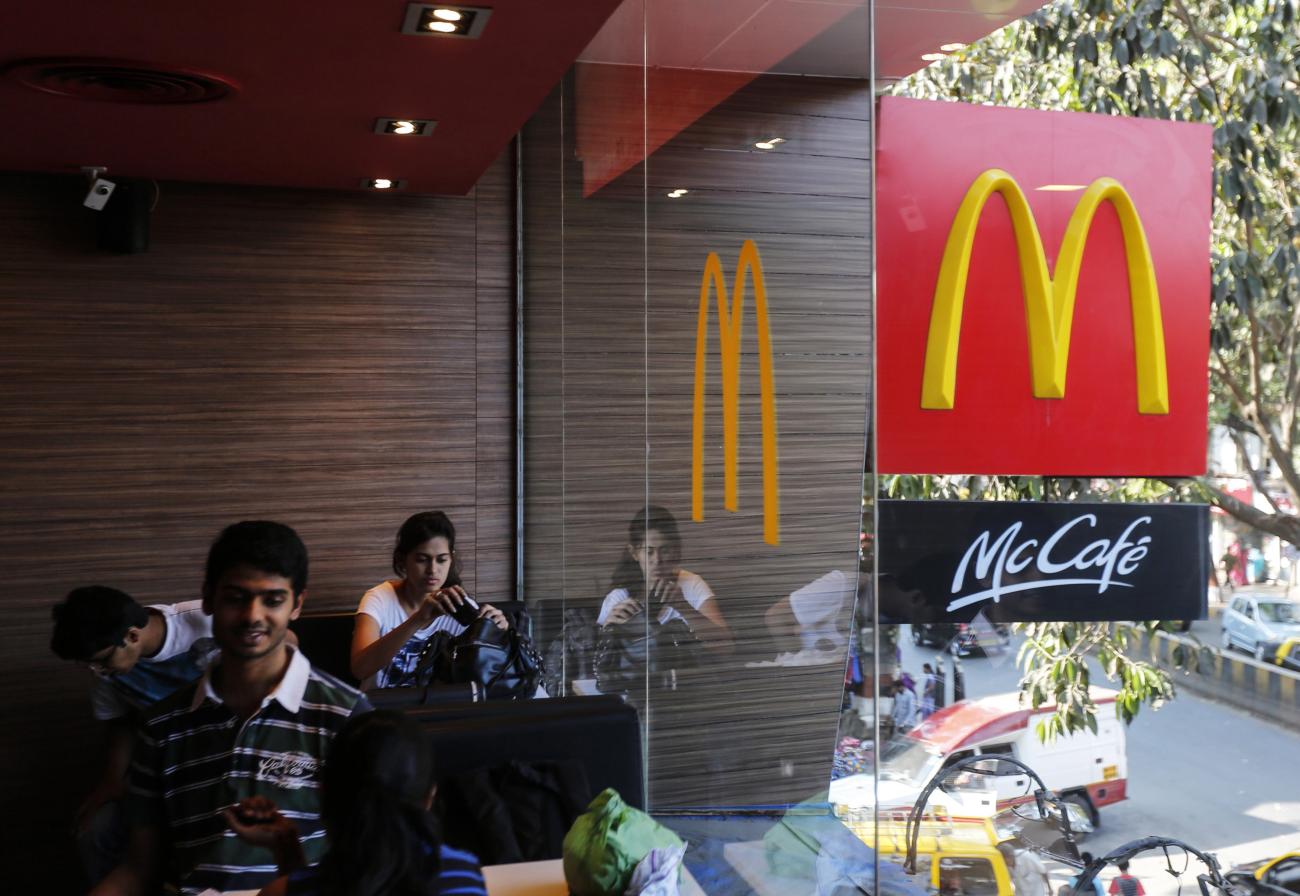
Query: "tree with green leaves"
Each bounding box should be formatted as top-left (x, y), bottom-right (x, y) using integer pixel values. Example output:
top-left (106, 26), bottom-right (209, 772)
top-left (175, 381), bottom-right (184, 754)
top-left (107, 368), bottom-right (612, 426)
top-left (887, 0), bottom-right (1300, 737)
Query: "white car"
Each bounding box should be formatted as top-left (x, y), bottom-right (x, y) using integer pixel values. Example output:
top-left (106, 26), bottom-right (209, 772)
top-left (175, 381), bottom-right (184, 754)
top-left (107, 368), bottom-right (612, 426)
top-left (1221, 593), bottom-right (1300, 662)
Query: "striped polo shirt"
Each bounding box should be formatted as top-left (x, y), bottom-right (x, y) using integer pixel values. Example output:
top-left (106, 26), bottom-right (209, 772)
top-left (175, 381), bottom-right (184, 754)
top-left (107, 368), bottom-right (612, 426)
top-left (128, 647), bottom-right (369, 895)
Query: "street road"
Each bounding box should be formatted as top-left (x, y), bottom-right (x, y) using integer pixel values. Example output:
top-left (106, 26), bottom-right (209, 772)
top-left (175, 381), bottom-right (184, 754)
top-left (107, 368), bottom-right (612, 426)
top-left (895, 620), bottom-right (1300, 895)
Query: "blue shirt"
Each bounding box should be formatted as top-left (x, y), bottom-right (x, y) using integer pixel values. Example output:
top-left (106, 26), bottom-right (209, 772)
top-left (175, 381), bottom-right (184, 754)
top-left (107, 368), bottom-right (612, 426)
top-left (285, 843), bottom-right (487, 896)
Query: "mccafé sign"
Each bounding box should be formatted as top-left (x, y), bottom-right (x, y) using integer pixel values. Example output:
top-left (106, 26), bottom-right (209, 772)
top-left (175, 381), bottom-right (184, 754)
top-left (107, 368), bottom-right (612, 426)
top-left (877, 97), bottom-right (1212, 476)
top-left (877, 499), bottom-right (1209, 624)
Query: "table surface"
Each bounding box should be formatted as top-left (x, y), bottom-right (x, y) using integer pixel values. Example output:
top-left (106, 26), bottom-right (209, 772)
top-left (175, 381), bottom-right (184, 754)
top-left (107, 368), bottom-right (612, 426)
top-left (483, 857), bottom-right (706, 895)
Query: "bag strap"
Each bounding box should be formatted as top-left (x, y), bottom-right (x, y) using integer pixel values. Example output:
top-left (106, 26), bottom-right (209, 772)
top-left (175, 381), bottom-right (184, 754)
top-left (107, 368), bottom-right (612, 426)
top-left (483, 629), bottom-right (523, 692)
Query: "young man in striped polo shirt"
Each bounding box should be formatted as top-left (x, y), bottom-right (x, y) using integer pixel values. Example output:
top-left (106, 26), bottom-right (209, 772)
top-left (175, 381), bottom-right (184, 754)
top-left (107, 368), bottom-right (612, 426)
top-left (92, 521), bottom-right (371, 896)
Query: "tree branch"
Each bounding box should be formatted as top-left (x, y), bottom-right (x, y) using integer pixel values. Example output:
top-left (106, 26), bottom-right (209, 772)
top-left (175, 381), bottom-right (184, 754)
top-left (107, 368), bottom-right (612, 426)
top-left (1182, 477), bottom-right (1300, 548)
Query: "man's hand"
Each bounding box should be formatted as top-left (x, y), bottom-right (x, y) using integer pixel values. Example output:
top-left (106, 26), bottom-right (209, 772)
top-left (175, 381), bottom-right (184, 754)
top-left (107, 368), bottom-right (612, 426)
top-left (224, 796), bottom-right (296, 851)
top-left (224, 796), bottom-right (305, 874)
top-left (604, 599), bottom-right (643, 626)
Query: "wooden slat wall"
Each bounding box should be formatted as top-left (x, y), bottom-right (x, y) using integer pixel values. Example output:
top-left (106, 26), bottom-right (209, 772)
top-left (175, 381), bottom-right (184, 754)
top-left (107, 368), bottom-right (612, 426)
top-left (523, 72), bottom-right (872, 807)
top-left (0, 156), bottom-right (514, 881)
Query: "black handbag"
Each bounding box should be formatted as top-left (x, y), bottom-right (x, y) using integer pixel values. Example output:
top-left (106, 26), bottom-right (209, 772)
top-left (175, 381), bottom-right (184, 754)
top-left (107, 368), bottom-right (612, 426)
top-left (593, 614), bottom-right (702, 695)
top-left (417, 617), bottom-right (545, 700)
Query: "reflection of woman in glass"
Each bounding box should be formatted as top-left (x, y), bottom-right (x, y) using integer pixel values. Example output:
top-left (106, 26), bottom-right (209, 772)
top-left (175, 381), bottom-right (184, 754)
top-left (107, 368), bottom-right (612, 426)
top-left (351, 511), bottom-right (508, 689)
top-left (597, 505), bottom-right (732, 650)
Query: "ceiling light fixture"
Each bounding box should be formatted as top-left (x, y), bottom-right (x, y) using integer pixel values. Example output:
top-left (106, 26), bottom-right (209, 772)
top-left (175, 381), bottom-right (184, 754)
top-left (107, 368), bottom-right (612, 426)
top-left (1035, 184), bottom-right (1088, 191)
top-left (667, 189), bottom-right (688, 198)
top-left (401, 4), bottom-right (493, 38)
top-left (754, 137), bottom-right (785, 150)
top-left (374, 117), bottom-right (436, 137)
top-left (362, 178), bottom-right (407, 190)
top-left (940, 42), bottom-right (967, 52)
top-left (921, 52), bottom-right (947, 62)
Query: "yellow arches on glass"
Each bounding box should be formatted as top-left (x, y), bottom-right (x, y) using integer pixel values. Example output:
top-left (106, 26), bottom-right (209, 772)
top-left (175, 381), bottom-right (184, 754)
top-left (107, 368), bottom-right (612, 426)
top-left (920, 168), bottom-right (1170, 415)
top-left (692, 239), bottom-right (781, 547)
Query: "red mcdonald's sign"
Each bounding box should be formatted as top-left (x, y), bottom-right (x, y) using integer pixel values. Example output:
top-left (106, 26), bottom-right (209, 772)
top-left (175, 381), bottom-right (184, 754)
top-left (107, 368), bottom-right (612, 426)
top-left (877, 97), bottom-right (1212, 476)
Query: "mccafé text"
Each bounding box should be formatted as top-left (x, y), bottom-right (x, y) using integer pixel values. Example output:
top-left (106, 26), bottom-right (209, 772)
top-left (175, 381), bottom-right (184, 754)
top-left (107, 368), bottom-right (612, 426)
top-left (946, 514), bottom-right (1153, 612)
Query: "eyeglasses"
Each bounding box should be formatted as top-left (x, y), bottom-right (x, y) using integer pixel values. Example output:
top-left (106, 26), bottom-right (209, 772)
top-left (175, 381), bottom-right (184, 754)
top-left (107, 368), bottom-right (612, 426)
top-left (86, 642), bottom-right (123, 674)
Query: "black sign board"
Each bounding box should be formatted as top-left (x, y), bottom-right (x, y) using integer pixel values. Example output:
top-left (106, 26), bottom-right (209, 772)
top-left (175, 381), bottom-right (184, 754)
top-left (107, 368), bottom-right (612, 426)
top-left (878, 499), bottom-right (1210, 624)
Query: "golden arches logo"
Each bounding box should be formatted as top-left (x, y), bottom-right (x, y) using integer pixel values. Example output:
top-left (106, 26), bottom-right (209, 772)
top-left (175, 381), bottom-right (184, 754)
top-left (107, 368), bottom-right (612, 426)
top-left (921, 168), bottom-right (1169, 415)
top-left (692, 239), bottom-right (781, 547)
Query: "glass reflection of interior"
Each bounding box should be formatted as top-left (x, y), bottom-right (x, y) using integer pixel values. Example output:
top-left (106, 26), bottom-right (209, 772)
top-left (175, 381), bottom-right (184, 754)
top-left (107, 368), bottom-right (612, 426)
top-left (521, 0), bottom-right (873, 888)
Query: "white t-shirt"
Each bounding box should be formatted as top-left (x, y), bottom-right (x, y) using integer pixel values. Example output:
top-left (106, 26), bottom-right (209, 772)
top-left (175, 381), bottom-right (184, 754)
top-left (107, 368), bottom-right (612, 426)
top-left (596, 569), bottom-right (714, 626)
top-left (90, 600), bottom-right (217, 720)
top-left (788, 569), bottom-right (852, 652)
top-left (356, 580), bottom-right (468, 689)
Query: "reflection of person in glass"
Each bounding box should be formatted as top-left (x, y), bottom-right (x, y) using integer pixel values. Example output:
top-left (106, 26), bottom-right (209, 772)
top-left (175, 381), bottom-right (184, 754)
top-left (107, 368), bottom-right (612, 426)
top-left (597, 505), bottom-right (733, 650)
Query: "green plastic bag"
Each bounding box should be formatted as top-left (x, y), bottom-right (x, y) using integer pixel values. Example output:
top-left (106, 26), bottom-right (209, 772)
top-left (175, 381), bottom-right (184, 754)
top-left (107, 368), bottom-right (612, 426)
top-left (563, 788), bottom-right (684, 895)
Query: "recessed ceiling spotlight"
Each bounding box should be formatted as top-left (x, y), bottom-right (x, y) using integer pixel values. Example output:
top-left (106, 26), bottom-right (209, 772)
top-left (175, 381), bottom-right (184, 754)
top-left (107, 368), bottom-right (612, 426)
top-left (401, 4), bottom-right (492, 38)
top-left (667, 189), bottom-right (688, 198)
top-left (362, 178), bottom-right (407, 190)
top-left (939, 42), bottom-right (967, 52)
top-left (374, 117), bottom-right (437, 137)
top-left (921, 52), bottom-right (947, 61)
top-left (754, 137), bottom-right (785, 150)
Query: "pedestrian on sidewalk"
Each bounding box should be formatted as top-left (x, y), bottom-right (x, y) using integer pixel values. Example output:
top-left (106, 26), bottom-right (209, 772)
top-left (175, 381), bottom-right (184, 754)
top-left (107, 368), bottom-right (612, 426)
top-left (1108, 860), bottom-right (1146, 896)
top-left (998, 842), bottom-right (1051, 896)
top-left (891, 680), bottom-right (918, 733)
top-left (920, 662), bottom-right (938, 719)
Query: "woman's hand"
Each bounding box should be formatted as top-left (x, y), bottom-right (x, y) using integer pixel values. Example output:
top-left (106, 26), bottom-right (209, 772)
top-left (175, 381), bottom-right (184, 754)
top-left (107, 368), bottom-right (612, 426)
top-left (415, 584), bottom-right (469, 624)
top-left (650, 577), bottom-right (686, 614)
top-left (477, 603), bottom-right (509, 630)
top-left (604, 598), bottom-right (643, 626)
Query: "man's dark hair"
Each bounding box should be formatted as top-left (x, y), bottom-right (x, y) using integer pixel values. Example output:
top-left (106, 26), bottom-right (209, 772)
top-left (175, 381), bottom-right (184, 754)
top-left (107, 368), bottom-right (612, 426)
top-left (204, 521), bottom-right (309, 596)
top-left (50, 586), bottom-right (149, 661)
top-left (1117, 861), bottom-right (1130, 873)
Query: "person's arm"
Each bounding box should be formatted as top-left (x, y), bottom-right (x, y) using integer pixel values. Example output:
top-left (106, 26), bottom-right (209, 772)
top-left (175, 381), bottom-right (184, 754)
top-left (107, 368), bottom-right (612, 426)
top-left (655, 577), bottom-right (733, 651)
top-left (351, 611), bottom-right (429, 681)
top-left (764, 596), bottom-right (800, 644)
top-left (75, 717), bottom-right (135, 833)
top-left (597, 588), bottom-right (641, 627)
top-left (224, 796), bottom-right (306, 876)
top-left (89, 824), bottom-right (163, 896)
top-left (602, 599), bottom-right (644, 626)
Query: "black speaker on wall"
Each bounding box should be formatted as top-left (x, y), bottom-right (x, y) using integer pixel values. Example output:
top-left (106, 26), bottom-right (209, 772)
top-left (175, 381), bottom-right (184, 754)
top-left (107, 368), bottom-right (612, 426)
top-left (97, 180), bottom-right (150, 253)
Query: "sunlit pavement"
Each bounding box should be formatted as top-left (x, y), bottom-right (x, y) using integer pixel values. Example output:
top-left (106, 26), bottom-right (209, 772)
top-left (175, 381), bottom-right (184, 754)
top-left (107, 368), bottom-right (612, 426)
top-left (893, 621), bottom-right (1300, 895)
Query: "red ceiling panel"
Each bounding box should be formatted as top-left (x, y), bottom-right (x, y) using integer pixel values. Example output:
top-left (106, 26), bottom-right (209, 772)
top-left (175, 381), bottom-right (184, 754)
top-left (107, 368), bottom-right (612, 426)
top-left (0, 1), bottom-right (623, 195)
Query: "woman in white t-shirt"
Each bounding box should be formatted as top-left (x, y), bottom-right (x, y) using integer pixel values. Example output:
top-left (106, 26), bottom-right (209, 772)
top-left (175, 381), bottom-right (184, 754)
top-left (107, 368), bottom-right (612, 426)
top-left (350, 511), bottom-right (508, 689)
top-left (597, 505), bottom-right (732, 650)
